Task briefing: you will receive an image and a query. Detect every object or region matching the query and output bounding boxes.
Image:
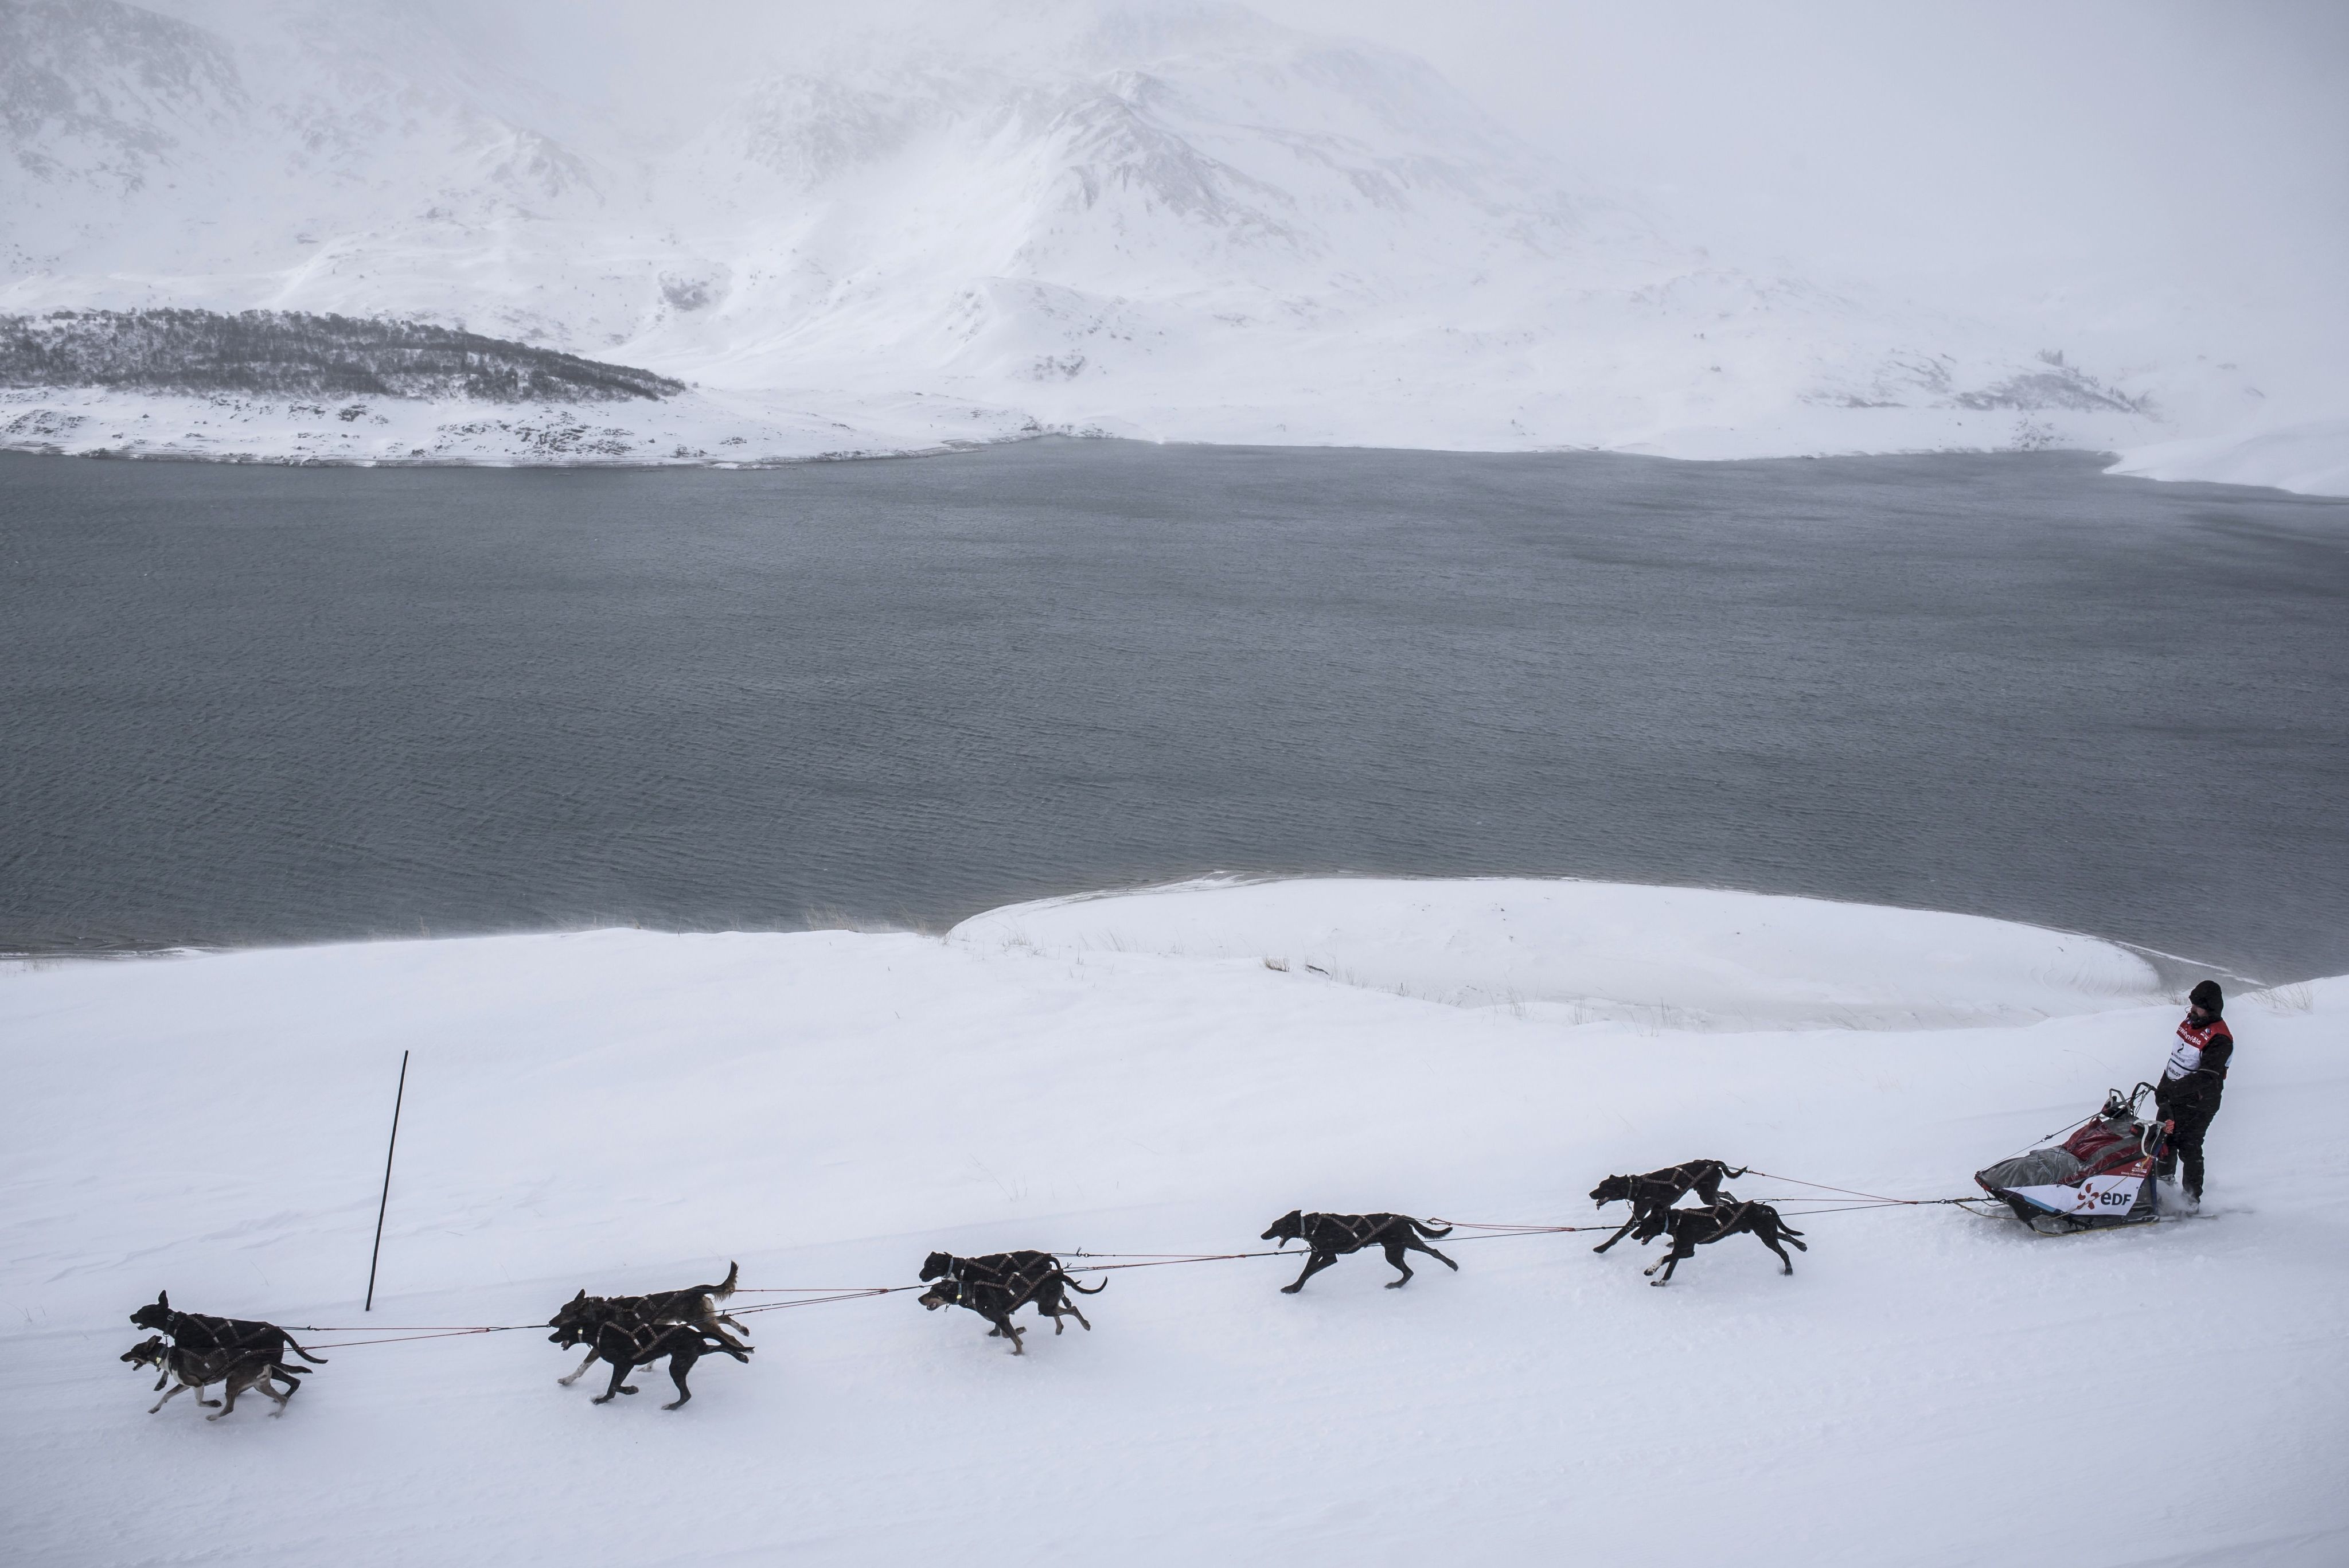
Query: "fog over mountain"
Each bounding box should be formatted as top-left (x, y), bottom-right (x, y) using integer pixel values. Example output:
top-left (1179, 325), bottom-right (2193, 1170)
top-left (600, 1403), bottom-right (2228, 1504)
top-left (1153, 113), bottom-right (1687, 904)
top-left (2, 0), bottom-right (2340, 483)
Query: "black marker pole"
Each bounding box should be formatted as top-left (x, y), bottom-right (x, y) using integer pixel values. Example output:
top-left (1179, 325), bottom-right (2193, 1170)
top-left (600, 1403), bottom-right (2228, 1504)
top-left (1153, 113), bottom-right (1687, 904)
top-left (364, 1050), bottom-right (409, 1313)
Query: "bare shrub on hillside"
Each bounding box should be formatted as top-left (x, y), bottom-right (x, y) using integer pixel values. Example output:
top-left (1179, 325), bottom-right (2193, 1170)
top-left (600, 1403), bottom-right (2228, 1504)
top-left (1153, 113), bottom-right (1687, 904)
top-left (0, 309), bottom-right (682, 402)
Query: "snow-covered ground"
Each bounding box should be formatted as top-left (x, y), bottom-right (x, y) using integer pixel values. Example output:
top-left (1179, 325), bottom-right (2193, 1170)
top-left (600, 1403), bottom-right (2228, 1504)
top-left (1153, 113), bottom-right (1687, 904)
top-left (2107, 416), bottom-right (2349, 500)
top-left (6, 0), bottom-right (2336, 489)
top-left (4, 877), bottom-right (2342, 1566)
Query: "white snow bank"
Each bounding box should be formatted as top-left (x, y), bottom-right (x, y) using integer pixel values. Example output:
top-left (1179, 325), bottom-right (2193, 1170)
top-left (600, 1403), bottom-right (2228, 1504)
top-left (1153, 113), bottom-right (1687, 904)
top-left (3, 881), bottom-right (2343, 1567)
top-left (0, 384), bottom-right (2160, 472)
top-left (954, 876), bottom-right (2165, 1029)
top-left (2108, 417), bottom-right (2349, 498)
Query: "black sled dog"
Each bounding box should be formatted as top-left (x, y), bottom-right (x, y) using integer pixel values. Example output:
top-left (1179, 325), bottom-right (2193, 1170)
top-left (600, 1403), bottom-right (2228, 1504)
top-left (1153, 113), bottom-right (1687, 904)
top-left (1637, 1199), bottom-right (1808, 1285)
top-left (547, 1297), bottom-right (750, 1409)
top-left (1259, 1211), bottom-right (1457, 1293)
top-left (916, 1251), bottom-right (1105, 1354)
top-left (127, 1292), bottom-right (329, 1367)
top-left (547, 1261), bottom-right (749, 1359)
top-left (1588, 1160), bottom-right (1751, 1253)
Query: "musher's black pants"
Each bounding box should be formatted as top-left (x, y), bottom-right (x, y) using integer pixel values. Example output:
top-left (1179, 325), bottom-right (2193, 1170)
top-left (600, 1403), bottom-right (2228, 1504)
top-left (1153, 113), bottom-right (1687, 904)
top-left (2156, 1092), bottom-right (2221, 1199)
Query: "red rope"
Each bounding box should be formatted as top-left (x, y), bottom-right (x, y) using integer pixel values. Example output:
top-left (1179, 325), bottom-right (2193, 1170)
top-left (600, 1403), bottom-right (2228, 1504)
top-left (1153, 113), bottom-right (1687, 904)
top-left (286, 1324), bottom-right (524, 1333)
top-left (1737, 1169), bottom-right (1945, 1206)
top-left (295, 1327), bottom-right (521, 1349)
top-left (1753, 1198), bottom-right (1979, 1218)
top-left (733, 1286), bottom-right (924, 1315)
top-left (1063, 1250), bottom-right (1287, 1273)
top-left (1060, 1251), bottom-right (1272, 1259)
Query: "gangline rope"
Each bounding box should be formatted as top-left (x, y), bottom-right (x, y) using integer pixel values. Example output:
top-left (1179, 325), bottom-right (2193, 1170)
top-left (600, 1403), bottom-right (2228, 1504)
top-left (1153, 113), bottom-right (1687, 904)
top-left (251, 1171), bottom-right (2001, 1349)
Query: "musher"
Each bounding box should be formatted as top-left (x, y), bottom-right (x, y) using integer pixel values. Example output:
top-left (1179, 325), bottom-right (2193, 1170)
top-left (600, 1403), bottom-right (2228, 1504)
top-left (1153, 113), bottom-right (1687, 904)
top-left (2155, 980), bottom-right (2233, 1208)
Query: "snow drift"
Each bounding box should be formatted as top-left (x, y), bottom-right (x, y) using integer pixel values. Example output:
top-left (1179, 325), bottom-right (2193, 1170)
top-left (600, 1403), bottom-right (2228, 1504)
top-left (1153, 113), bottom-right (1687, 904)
top-left (953, 876), bottom-right (2168, 1031)
top-left (3, 876), bottom-right (2343, 1566)
top-left (1, 0), bottom-right (2324, 485)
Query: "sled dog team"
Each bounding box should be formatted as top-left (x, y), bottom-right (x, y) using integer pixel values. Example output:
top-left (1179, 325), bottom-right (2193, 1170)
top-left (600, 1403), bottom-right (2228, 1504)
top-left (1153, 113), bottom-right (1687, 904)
top-left (116, 986), bottom-right (2233, 1418)
top-left (121, 1172), bottom-right (1805, 1418)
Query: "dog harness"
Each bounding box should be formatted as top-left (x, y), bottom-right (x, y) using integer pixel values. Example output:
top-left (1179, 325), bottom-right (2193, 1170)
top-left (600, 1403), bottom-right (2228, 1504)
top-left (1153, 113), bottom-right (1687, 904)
top-left (935, 1253), bottom-right (1065, 1314)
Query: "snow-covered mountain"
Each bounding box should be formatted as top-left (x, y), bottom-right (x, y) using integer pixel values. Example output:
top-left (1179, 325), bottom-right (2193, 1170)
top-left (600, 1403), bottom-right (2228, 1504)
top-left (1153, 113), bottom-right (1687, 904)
top-left (0, 0), bottom-right (2312, 477)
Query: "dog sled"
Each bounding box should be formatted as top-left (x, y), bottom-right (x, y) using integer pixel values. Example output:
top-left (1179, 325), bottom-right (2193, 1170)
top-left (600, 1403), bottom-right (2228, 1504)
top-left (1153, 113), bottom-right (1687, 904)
top-left (1973, 1085), bottom-right (2170, 1234)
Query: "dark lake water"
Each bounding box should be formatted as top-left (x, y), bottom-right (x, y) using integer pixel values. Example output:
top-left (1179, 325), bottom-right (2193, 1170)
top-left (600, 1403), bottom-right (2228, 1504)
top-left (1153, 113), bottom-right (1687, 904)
top-left (3, 442), bottom-right (2345, 980)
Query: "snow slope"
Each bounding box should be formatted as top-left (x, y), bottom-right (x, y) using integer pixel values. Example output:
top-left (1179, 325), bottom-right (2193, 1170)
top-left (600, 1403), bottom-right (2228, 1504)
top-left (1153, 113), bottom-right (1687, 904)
top-left (3, 877), bottom-right (2342, 1566)
top-left (3, 0), bottom-right (2314, 479)
top-left (2109, 416), bottom-right (2349, 499)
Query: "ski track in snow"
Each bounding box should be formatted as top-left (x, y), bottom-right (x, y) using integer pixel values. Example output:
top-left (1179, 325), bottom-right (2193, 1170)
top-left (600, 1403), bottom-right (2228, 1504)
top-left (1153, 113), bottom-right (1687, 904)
top-left (2, 878), bottom-right (2343, 1566)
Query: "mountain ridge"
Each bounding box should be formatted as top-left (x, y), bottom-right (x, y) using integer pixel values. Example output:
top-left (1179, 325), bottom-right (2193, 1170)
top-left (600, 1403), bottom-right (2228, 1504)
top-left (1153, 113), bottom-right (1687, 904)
top-left (0, 0), bottom-right (2314, 482)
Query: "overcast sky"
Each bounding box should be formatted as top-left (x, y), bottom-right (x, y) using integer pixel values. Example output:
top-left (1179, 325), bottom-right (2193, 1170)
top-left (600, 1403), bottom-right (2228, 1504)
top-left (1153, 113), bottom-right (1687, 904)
top-left (1257, 2), bottom-right (2347, 365)
top-left (411, 0), bottom-right (2348, 392)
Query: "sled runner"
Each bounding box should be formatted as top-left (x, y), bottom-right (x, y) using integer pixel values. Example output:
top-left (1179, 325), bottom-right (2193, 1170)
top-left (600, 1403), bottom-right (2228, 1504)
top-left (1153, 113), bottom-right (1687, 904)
top-left (1974, 1085), bottom-right (2169, 1234)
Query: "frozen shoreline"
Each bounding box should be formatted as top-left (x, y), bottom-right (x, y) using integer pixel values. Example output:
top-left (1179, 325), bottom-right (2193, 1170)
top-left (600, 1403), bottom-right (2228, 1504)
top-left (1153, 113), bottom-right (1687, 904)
top-left (8, 383), bottom-right (2343, 496)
